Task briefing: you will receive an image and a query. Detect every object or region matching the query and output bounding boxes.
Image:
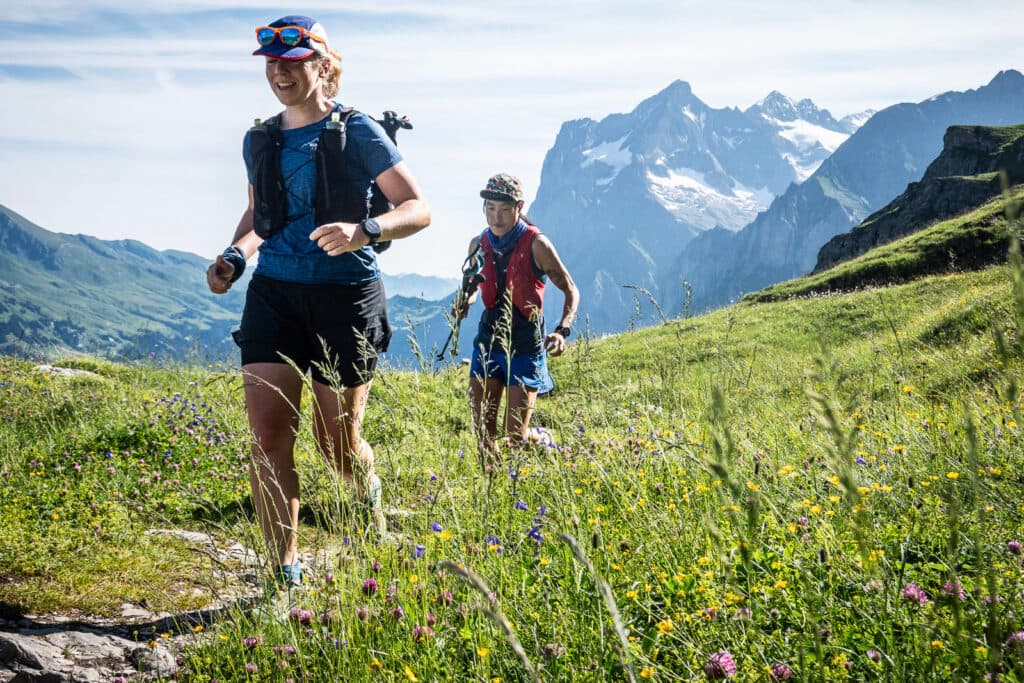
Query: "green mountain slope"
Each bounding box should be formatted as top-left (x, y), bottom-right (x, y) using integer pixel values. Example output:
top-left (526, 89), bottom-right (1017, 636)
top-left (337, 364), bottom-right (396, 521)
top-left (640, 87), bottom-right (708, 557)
top-left (0, 204), bottom-right (245, 360)
top-left (747, 185), bottom-right (1023, 303)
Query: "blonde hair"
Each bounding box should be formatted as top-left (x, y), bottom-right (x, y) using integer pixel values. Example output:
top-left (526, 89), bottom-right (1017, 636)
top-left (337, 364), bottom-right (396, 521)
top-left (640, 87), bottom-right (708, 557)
top-left (320, 48), bottom-right (342, 99)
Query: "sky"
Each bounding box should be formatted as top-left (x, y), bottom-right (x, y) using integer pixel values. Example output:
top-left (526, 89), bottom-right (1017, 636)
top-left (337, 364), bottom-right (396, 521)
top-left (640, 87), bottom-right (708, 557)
top-left (1, 1), bottom-right (1020, 279)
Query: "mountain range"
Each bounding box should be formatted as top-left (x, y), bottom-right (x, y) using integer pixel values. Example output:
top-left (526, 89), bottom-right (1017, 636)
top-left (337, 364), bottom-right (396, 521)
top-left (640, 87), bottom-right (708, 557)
top-left (530, 70), bottom-right (1024, 332)
top-left (0, 205), bottom-right (466, 367)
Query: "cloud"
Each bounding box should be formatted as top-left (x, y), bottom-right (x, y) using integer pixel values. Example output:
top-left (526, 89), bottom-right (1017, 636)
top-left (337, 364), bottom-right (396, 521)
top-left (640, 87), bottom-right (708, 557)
top-left (2, 0), bottom-right (1021, 278)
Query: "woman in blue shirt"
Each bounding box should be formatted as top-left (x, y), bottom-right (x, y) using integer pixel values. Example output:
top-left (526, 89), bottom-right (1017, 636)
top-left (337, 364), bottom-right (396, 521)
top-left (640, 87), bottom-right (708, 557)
top-left (205, 15), bottom-right (430, 588)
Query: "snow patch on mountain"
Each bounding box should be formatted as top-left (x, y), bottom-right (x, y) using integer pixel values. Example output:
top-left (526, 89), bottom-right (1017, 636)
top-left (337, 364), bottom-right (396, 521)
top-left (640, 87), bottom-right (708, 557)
top-left (582, 135), bottom-right (633, 185)
top-left (646, 167), bottom-right (773, 230)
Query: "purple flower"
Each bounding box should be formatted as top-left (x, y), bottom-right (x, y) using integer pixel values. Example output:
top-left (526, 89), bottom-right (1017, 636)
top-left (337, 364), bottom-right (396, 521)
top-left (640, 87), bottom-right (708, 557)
top-left (528, 525), bottom-right (544, 543)
top-left (901, 582), bottom-right (929, 605)
top-left (437, 591), bottom-right (454, 605)
top-left (484, 535), bottom-right (501, 546)
top-left (538, 505), bottom-right (548, 516)
top-left (867, 649), bottom-right (882, 663)
top-left (243, 636), bottom-right (263, 648)
top-left (412, 624), bottom-right (433, 641)
top-left (245, 663), bottom-right (258, 673)
top-left (390, 606), bottom-right (405, 620)
top-left (1006, 631), bottom-right (1024, 652)
top-left (1009, 540), bottom-right (1022, 556)
top-left (413, 544), bottom-right (426, 559)
top-left (770, 663), bottom-right (793, 681)
top-left (943, 581), bottom-right (967, 602)
top-left (704, 651), bottom-right (737, 679)
top-left (372, 560), bottom-right (382, 572)
top-left (542, 643), bottom-right (566, 659)
top-left (430, 521), bottom-right (443, 532)
top-left (274, 644), bottom-right (297, 655)
top-left (362, 578), bottom-right (379, 596)
top-left (426, 612), bottom-right (437, 625)
top-left (855, 456), bottom-right (867, 465)
top-left (514, 499), bottom-right (529, 511)
top-left (288, 607), bottom-right (312, 625)
top-left (355, 606), bottom-right (370, 621)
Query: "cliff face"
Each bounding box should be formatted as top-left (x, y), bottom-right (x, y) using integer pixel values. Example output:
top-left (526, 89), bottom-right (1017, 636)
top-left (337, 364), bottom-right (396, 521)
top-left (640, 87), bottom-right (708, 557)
top-left (814, 125), bottom-right (1024, 273)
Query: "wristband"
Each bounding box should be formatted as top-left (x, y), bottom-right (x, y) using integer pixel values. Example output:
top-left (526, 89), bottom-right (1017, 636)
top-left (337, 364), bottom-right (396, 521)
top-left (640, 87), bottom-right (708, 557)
top-left (221, 245), bottom-right (246, 283)
top-left (554, 325), bottom-right (571, 339)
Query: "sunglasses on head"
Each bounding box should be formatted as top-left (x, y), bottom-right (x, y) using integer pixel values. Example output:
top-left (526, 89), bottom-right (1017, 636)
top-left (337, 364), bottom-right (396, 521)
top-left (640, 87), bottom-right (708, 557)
top-left (255, 25), bottom-right (327, 48)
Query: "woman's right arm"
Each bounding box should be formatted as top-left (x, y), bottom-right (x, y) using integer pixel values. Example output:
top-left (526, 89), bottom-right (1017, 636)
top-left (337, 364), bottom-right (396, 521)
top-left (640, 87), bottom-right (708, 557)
top-left (206, 185), bottom-right (262, 294)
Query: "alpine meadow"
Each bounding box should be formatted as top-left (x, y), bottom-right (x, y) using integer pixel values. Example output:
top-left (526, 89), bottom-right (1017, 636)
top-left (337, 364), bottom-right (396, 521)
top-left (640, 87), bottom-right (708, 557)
top-left (2, 186), bottom-right (1023, 680)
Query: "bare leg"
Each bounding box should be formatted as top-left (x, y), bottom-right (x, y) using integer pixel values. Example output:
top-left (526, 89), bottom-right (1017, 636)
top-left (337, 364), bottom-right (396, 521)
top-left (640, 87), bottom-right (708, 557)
top-left (242, 363), bottom-right (303, 568)
top-left (470, 375), bottom-right (505, 467)
top-left (311, 379), bottom-right (373, 488)
top-left (505, 383), bottom-right (540, 442)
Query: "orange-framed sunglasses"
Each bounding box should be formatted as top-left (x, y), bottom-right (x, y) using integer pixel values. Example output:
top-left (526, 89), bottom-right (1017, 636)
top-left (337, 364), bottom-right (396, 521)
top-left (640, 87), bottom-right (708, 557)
top-left (255, 25), bottom-right (327, 48)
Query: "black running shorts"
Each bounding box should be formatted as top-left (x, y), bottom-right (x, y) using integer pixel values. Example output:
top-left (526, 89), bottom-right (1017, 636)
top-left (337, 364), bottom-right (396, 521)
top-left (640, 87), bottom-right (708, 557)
top-left (232, 275), bottom-right (391, 387)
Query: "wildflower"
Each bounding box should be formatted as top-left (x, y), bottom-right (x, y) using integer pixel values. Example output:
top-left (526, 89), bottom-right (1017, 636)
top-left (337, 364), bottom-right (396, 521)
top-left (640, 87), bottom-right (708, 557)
top-left (368, 658), bottom-right (383, 670)
top-left (245, 663), bottom-right (258, 674)
top-left (439, 529), bottom-right (453, 541)
top-left (362, 578), bottom-right (379, 596)
top-left (901, 582), bottom-right (929, 605)
top-left (413, 544), bottom-right (426, 559)
top-left (274, 644), bottom-right (297, 655)
top-left (946, 471), bottom-right (959, 480)
top-left (288, 608), bottom-right (312, 626)
top-left (943, 581), bottom-right (967, 602)
top-left (412, 625), bottom-right (434, 642)
top-left (403, 665), bottom-right (418, 681)
top-left (704, 650), bottom-right (737, 680)
top-left (355, 606), bottom-right (370, 621)
top-left (866, 650), bottom-right (882, 663)
top-left (430, 521), bottom-right (443, 532)
top-left (528, 525), bottom-right (544, 543)
top-left (437, 591), bottom-right (453, 605)
top-left (656, 619), bottom-right (674, 635)
top-left (243, 636), bottom-right (263, 648)
top-left (1006, 631), bottom-right (1024, 652)
top-left (426, 612), bottom-right (437, 626)
top-left (1008, 540), bottom-right (1022, 556)
top-left (477, 647), bottom-right (489, 658)
top-left (769, 663), bottom-right (793, 681)
top-left (514, 499), bottom-right (529, 511)
top-left (931, 640), bottom-right (944, 649)
top-left (372, 560), bottom-right (382, 572)
top-left (390, 606), bottom-right (405, 620)
top-left (732, 607), bottom-right (752, 621)
top-left (542, 643), bottom-right (566, 659)
top-left (640, 668), bottom-right (655, 679)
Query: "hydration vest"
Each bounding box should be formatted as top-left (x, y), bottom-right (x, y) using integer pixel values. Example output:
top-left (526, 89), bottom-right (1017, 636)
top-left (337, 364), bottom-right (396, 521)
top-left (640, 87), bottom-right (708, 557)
top-left (479, 225), bottom-right (546, 322)
top-left (247, 108), bottom-right (394, 251)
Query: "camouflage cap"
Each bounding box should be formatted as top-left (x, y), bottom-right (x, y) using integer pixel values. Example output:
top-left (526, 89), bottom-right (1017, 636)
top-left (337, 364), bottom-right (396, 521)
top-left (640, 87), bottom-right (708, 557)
top-left (480, 173), bottom-right (524, 203)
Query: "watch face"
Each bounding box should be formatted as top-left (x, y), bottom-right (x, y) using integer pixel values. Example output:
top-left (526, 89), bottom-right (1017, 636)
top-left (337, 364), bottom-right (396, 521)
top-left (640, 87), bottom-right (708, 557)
top-left (362, 219), bottom-right (382, 242)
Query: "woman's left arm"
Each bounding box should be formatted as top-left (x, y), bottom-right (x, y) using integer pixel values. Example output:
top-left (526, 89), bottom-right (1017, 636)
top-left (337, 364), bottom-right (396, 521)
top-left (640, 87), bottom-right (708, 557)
top-left (372, 161), bottom-right (432, 240)
top-left (310, 161), bottom-right (430, 255)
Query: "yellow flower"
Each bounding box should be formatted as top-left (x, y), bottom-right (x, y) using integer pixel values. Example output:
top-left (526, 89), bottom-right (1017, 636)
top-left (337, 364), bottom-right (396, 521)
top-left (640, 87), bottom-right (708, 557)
top-left (409, 574), bottom-right (419, 585)
top-left (477, 647), bottom-right (490, 658)
top-left (946, 471), bottom-right (959, 480)
top-left (774, 580), bottom-right (788, 590)
top-left (404, 665), bottom-right (419, 681)
top-left (640, 667), bottom-right (655, 678)
top-left (192, 625), bottom-right (203, 633)
top-left (931, 640), bottom-right (944, 649)
top-left (368, 658), bottom-right (383, 670)
top-left (539, 557), bottom-right (551, 567)
top-left (746, 481), bottom-right (761, 491)
top-left (439, 530), bottom-right (453, 541)
top-left (902, 385), bottom-right (915, 394)
top-left (626, 590), bottom-right (639, 600)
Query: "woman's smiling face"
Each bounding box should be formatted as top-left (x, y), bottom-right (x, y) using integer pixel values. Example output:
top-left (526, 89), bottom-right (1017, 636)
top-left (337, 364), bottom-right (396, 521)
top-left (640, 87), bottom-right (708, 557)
top-left (264, 55), bottom-right (325, 107)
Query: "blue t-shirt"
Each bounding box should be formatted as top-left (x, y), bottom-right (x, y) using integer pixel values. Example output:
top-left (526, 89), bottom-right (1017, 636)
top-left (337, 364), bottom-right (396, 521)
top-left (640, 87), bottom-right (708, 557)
top-left (243, 103), bottom-right (403, 285)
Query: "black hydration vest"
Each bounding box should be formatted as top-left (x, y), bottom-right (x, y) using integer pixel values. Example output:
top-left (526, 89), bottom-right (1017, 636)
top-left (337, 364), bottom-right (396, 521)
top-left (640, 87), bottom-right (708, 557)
top-left (248, 107), bottom-right (394, 251)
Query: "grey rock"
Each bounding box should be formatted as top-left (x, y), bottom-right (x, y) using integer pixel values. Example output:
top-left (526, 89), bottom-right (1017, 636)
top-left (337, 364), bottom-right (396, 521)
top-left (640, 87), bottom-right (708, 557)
top-left (127, 646), bottom-right (176, 674)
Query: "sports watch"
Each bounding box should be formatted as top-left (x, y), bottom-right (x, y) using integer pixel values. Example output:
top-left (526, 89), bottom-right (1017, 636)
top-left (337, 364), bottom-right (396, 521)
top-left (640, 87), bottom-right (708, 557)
top-left (553, 325), bottom-right (572, 339)
top-left (359, 218), bottom-right (382, 244)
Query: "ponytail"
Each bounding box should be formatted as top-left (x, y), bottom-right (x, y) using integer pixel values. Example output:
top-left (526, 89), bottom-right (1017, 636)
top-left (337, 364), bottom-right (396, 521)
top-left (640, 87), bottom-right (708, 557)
top-left (320, 48), bottom-right (342, 99)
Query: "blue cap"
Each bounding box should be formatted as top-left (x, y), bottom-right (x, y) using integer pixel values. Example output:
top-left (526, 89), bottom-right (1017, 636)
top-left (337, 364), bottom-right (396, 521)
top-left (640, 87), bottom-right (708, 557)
top-left (253, 15), bottom-right (330, 61)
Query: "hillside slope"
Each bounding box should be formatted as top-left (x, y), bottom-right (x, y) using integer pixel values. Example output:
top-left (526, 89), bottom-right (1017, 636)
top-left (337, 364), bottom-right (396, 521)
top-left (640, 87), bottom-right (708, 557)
top-left (815, 124), bottom-right (1024, 272)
